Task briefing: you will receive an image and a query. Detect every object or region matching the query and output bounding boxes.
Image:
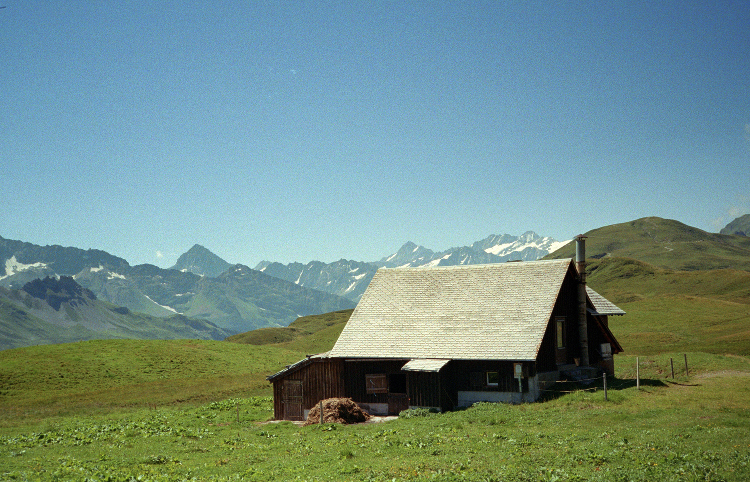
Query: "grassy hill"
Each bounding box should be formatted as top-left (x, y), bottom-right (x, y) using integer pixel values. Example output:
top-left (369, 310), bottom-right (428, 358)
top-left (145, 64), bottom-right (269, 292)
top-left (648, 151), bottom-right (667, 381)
top-left (547, 216), bottom-right (750, 271)
top-left (541, 217), bottom-right (750, 356)
top-left (225, 308), bottom-right (352, 353)
top-left (721, 213), bottom-right (750, 236)
top-left (585, 257), bottom-right (750, 355)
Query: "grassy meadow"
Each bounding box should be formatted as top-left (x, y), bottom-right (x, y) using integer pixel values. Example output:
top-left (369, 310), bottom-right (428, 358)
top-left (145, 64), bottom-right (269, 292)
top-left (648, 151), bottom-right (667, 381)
top-left (2, 246), bottom-right (750, 480)
top-left (0, 350), bottom-right (748, 481)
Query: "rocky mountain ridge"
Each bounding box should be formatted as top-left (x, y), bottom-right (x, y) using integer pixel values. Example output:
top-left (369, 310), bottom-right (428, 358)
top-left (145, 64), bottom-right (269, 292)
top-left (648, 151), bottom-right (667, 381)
top-left (256, 231), bottom-right (570, 301)
top-left (170, 244), bottom-right (232, 277)
top-left (0, 236), bottom-right (355, 341)
top-left (720, 214), bottom-right (750, 237)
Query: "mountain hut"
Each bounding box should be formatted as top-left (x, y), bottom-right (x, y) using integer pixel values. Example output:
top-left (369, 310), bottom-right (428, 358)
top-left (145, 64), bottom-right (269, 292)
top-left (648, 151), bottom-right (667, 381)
top-left (267, 236), bottom-right (624, 420)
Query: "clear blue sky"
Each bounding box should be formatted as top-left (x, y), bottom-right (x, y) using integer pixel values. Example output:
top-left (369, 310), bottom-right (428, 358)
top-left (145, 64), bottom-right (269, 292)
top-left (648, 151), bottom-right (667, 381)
top-left (2, 1), bottom-right (749, 268)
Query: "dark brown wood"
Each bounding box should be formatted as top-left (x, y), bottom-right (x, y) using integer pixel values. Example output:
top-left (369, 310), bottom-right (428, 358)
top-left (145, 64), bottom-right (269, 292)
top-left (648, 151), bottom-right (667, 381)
top-left (407, 371), bottom-right (441, 408)
top-left (388, 393), bottom-right (409, 414)
top-left (365, 374), bottom-right (388, 393)
top-left (271, 357), bottom-right (345, 420)
top-left (282, 380), bottom-right (303, 421)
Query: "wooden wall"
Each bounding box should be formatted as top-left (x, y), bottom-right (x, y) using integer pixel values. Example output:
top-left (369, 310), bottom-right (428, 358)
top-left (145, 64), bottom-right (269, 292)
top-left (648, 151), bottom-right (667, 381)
top-left (406, 371), bottom-right (442, 409)
top-left (447, 360), bottom-right (530, 395)
top-left (271, 358), bottom-right (345, 421)
top-left (342, 359), bottom-right (408, 406)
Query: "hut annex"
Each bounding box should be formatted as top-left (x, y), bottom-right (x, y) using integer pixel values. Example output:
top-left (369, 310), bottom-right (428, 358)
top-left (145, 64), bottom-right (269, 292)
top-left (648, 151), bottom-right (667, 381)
top-left (267, 237), bottom-right (624, 421)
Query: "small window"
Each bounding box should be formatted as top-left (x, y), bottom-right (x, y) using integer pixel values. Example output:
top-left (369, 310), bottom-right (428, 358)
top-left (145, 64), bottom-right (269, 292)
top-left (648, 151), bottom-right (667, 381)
top-left (366, 374), bottom-right (387, 394)
top-left (486, 371), bottom-right (499, 387)
top-left (556, 316), bottom-right (566, 349)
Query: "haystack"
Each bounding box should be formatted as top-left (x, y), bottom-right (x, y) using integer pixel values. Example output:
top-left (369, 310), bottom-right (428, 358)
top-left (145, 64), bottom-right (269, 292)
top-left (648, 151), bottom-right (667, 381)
top-left (303, 397), bottom-right (371, 426)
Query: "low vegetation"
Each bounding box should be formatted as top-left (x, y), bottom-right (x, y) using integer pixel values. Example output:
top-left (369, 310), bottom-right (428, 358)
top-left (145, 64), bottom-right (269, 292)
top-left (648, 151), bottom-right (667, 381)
top-left (0, 350), bottom-right (748, 481)
top-left (0, 339), bottom-right (303, 424)
top-left (2, 221), bottom-right (750, 480)
top-left (586, 257), bottom-right (750, 356)
top-left (547, 217), bottom-right (750, 271)
top-left (225, 309), bottom-right (352, 352)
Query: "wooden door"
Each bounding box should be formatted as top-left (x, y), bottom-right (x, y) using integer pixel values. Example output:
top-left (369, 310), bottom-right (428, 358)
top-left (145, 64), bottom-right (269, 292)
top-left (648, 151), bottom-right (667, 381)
top-left (282, 380), bottom-right (304, 421)
top-left (388, 393), bottom-right (409, 414)
top-left (388, 373), bottom-right (409, 414)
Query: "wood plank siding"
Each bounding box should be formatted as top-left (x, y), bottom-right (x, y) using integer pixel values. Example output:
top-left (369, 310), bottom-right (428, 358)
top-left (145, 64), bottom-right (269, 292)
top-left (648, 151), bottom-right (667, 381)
top-left (270, 357), bottom-right (344, 421)
top-left (343, 360), bottom-right (409, 412)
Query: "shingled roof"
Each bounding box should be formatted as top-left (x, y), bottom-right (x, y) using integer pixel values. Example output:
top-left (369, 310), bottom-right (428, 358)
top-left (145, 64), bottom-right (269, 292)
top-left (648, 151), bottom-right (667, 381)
top-left (329, 259), bottom-right (575, 361)
top-left (586, 286), bottom-right (626, 316)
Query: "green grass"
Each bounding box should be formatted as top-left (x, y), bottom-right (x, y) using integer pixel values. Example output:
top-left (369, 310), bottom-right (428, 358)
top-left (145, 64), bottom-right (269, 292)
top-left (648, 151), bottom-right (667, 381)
top-left (0, 339), bottom-right (305, 426)
top-left (611, 295), bottom-right (750, 355)
top-left (2, 234), bottom-right (750, 480)
top-left (0, 356), bottom-right (748, 481)
top-left (547, 216), bottom-right (750, 271)
top-left (582, 257), bottom-right (750, 356)
top-left (225, 309), bottom-right (352, 353)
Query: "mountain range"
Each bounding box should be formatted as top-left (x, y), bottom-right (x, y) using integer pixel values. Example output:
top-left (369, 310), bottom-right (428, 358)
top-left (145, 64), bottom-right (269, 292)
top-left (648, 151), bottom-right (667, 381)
top-left (0, 236), bottom-right (355, 349)
top-left (1, 214), bottom-right (748, 350)
top-left (256, 231), bottom-right (569, 301)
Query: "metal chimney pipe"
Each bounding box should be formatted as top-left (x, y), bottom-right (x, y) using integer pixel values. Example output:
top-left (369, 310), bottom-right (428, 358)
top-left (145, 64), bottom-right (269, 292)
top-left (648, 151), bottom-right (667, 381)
top-left (576, 235), bottom-right (589, 367)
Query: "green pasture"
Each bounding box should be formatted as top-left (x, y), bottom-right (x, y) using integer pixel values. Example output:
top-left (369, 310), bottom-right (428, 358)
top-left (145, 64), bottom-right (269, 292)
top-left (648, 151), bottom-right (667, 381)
top-left (0, 352), bottom-right (748, 481)
top-left (0, 339), bottom-right (304, 424)
top-left (1, 334), bottom-right (749, 481)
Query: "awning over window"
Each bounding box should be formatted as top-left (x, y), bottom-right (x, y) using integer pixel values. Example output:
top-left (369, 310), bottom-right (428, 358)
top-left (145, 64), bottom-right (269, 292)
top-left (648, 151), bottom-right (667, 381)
top-left (401, 359), bottom-right (451, 373)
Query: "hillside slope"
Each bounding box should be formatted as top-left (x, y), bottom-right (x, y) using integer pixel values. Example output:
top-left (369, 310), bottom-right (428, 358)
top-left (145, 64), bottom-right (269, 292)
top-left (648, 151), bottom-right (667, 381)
top-left (547, 217), bottom-right (750, 271)
top-left (0, 339), bottom-right (306, 422)
top-left (721, 213), bottom-right (750, 236)
top-left (225, 309), bottom-right (352, 354)
top-left (585, 256), bottom-right (750, 355)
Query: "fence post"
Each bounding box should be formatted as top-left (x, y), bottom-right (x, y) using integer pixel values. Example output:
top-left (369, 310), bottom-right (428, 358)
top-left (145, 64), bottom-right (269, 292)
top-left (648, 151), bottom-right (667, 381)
top-left (670, 358), bottom-right (675, 379)
top-left (684, 353), bottom-right (689, 377)
top-left (636, 357), bottom-right (640, 390)
top-left (319, 400), bottom-right (324, 424)
top-left (603, 372), bottom-right (608, 401)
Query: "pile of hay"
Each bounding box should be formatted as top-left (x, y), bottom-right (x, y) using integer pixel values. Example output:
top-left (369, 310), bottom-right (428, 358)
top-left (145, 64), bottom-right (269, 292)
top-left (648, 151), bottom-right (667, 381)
top-left (303, 398), bottom-right (372, 426)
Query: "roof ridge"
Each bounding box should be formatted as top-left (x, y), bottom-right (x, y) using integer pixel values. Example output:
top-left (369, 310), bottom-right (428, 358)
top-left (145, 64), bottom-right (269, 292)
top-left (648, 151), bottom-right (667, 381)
top-left (381, 258), bottom-right (573, 271)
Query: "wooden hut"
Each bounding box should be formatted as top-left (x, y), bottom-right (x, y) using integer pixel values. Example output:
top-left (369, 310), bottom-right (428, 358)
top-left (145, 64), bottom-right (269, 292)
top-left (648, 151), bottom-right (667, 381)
top-left (268, 248), bottom-right (624, 420)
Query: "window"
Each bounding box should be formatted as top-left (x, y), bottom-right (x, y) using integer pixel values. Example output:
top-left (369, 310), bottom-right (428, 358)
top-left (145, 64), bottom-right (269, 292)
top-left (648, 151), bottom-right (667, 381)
top-left (556, 316), bottom-right (566, 349)
top-left (366, 374), bottom-right (387, 394)
top-left (486, 371), bottom-right (499, 387)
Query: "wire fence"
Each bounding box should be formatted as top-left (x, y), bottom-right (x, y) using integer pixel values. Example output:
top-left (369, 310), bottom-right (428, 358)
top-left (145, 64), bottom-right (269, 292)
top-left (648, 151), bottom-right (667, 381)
top-left (539, 354), bottom-right (692, 399)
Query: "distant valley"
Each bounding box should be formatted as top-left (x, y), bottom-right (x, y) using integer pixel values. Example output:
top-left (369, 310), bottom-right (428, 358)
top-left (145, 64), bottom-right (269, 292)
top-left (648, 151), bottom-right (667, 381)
top-left (0, 230), bottom-right (567, 349)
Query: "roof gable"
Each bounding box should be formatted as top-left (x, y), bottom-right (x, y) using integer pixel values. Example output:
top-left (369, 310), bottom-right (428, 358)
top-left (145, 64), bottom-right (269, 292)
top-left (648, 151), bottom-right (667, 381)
top-left (329, 259), bottom-right (575, 361)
